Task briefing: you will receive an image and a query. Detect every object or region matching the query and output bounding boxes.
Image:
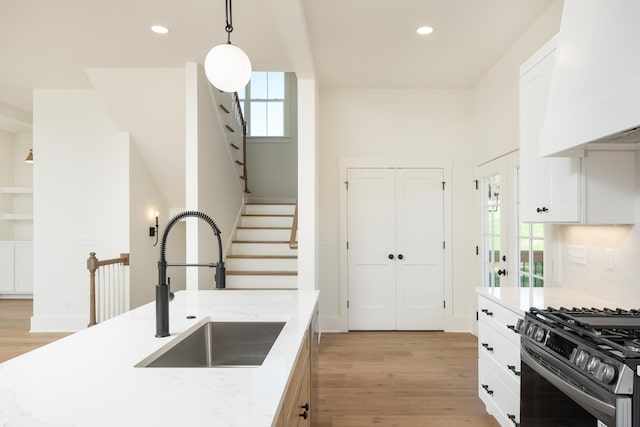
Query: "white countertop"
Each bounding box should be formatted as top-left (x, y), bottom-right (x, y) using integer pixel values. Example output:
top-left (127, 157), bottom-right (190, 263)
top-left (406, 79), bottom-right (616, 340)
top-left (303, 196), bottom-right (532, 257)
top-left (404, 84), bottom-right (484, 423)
top-left (0, 290), bottom-right (319, 427)
top-left (476, 286), bottom-right (623, 316)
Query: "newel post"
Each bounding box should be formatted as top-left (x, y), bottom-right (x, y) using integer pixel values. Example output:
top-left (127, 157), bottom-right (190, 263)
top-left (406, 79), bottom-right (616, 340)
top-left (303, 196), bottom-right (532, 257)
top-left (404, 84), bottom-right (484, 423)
top-left (87, 252), bottom-right (99, 327)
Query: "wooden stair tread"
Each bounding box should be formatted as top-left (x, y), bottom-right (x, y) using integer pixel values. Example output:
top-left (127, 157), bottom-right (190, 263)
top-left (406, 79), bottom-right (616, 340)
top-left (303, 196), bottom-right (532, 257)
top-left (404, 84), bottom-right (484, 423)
top-left (227, 271), bottom-right (298, 276)
top-left (238, 226), bottom-right (291, 230)
top-left (242, 214), bottom-right (293, 217)
top-left (232, 240), bottom-right (291, 244)
top-left (246, 202), bottom-right (296, 205)
top-left (227, 255), bottom-right (297, 259)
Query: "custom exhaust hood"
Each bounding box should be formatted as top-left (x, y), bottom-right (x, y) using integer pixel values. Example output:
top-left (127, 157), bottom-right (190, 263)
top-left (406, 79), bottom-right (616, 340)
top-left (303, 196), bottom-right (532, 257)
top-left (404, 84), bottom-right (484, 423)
top-left (539, 0), bottom-right (640, 157)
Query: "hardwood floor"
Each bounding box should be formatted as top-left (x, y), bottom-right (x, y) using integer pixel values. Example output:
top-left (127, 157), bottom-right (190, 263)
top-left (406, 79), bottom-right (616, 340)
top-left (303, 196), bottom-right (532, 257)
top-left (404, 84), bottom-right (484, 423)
top-left (315, 331), bottom-right (500, 427)
top-left (1, 301), bottom-right (498, 426)
top-left (0, 299), bottom-right (70, 363)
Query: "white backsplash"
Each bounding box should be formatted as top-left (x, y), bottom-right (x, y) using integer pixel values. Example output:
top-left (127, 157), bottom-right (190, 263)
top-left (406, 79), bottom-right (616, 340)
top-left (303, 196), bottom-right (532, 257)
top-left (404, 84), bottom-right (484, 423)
top-left (554, 224), bottom-right (640, 308)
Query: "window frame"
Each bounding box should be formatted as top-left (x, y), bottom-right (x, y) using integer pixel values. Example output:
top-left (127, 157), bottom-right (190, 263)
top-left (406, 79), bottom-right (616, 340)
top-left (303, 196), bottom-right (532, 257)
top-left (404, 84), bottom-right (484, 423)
top-left (238, 71), bottom-right (294, 143)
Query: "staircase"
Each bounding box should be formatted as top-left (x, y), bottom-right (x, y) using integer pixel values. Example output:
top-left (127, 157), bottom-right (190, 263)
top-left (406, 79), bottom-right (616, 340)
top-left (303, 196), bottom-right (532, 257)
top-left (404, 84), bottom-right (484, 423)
top-left (226, 203), bottom-right (298, 289)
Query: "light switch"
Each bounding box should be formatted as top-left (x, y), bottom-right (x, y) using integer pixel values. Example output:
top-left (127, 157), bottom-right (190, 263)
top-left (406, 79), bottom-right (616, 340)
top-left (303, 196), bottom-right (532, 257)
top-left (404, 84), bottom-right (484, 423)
top-left (568, 245), bottom-right (587, 265)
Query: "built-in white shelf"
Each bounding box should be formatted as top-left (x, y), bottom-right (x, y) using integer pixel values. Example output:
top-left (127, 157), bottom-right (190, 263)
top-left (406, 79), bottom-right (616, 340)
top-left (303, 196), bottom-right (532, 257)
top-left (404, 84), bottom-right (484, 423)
top-left (0, 187), bottom-right (33, 194)
top-left (0, 213), bottom-right (33, 220)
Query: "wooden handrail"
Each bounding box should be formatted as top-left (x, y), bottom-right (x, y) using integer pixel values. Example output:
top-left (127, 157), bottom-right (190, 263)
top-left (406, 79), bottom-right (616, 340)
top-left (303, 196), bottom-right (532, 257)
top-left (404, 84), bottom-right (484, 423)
top-left (289, 202), bottom-right (298, 249)
top-left (87, 252), bottom-right (129, 327)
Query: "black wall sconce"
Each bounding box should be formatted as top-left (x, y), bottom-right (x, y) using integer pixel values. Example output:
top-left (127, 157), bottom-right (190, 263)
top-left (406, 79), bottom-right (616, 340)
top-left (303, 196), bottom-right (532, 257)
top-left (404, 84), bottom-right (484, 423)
top-left (150, 211), bottom-right (159, 246)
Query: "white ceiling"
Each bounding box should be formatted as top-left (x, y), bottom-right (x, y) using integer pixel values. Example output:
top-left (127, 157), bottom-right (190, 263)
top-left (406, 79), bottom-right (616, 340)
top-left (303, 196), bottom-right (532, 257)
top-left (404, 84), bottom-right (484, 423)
top-left (0, 0), bottom-right (554, 115)
top-left (0, 0), bottom-right (555, 206)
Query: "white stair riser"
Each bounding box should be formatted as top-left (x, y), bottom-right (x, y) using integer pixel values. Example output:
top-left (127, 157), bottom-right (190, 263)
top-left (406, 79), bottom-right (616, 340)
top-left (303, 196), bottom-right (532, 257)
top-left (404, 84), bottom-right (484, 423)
top-left (230, 243), bottom-right (297, 256)
top-left (226, 258), bottom-right (298, 271)
top-left (240, 216), bottom-right (293, 228)
top-left (236, 228), bottom-right (291, 241)
top-left (245, 204), bottom-right (295, 215)
top-left (225, 275), bottom-right (298, 289)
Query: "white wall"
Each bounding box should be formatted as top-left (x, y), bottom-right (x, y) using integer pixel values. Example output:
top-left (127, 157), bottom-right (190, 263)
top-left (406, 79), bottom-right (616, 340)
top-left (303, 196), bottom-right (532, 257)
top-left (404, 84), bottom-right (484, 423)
top-left (317, 89), bottom-right (473, 331)
top-left (246, 74), bottom-right (298, 202)
top-left (472, 0), bottom-right (563, 166)
top-left (129, 141), bottom-right (185, 308)
top-left (31, 90), bottom-right (130, 331)
top-left (185, 63), bottom-right (244, 290)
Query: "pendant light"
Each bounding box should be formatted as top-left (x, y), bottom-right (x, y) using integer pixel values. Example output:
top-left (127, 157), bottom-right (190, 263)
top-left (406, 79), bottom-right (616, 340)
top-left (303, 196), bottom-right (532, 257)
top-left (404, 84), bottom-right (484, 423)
top-left (204, 0), bottom-right (252, 93)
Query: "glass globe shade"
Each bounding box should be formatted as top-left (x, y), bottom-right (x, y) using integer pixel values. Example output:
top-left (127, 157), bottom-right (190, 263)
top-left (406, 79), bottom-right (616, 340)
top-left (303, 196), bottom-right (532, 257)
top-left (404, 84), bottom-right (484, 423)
top-left (204, 43), bottom-right (252, 93)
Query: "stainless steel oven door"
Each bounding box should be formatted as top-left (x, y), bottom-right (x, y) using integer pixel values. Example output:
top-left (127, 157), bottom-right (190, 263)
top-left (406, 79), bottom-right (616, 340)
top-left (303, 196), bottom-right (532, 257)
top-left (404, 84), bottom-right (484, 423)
top-left (521, 342), bottom-right (632, 427)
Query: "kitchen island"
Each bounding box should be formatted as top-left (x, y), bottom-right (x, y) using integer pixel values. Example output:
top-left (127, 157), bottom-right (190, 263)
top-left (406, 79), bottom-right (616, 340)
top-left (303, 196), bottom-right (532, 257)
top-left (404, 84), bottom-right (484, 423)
top-left (0, 290), bottom-right (319, 427)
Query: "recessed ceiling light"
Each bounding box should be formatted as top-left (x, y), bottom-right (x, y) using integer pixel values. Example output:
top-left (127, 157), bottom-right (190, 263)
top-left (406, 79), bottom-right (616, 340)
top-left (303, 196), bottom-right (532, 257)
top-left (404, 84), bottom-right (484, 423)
top-left (417, 26), bottom-right (434, 36)
top-left (151, 25), bottom-right (170, 34)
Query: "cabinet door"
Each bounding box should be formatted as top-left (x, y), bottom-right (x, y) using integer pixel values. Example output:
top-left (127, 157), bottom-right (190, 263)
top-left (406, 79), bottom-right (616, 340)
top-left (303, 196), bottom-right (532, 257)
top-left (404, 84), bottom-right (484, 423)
top-left (519, 38), bottom-right (581, 223)
top-left (14, 242), bottom-right (33, 293)
top-left (0, 242), bottom-right (15, 292)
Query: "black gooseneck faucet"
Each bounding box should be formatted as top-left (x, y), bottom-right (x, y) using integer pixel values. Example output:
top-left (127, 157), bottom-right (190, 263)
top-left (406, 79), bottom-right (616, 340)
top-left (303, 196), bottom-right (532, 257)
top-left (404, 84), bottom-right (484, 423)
top-left (156, 210), bottom-right (226, 337)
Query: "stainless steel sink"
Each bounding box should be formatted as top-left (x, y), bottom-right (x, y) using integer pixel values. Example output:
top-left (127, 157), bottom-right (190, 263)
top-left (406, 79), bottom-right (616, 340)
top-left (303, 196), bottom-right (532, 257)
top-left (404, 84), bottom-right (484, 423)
top-left (135, 321), bottom-right (286, 368)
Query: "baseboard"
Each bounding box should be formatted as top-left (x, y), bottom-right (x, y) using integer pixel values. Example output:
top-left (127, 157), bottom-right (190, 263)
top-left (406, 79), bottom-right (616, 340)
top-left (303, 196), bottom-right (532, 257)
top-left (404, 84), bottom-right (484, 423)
top-left (30, 314), bottom-right (86, 332)
top-left (319, 314), bottom-right (347, 333)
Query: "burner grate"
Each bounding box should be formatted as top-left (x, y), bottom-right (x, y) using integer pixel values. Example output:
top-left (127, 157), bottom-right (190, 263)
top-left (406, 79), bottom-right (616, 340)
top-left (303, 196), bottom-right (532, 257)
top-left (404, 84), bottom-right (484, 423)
top-left (531, 306), bottom-right (640, 359)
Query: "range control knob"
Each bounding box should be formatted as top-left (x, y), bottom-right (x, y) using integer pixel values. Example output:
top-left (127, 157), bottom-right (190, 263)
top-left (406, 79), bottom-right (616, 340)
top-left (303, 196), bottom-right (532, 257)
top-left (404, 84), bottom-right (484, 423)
top-left (575, 350), bottom-right (590, 369)
top-left (534, 327), bottom-right (546, 342)
top-left (596, 364), bottom-right (617, 384)
top-left (586, 356), bottom-right (602, 375)
top-left (527, 324), bottom-right (537, 338)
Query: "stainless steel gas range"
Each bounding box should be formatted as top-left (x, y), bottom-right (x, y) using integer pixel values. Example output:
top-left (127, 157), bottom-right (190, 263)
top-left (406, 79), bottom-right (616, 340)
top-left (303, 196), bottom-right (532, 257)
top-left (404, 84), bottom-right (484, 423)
top-left (519, 307), bottom-right (640, 427)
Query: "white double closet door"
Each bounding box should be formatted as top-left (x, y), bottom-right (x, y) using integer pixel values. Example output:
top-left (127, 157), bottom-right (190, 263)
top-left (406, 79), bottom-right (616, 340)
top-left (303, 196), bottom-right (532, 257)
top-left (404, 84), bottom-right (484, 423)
top-left (347, 168), bottom-right (445, 330)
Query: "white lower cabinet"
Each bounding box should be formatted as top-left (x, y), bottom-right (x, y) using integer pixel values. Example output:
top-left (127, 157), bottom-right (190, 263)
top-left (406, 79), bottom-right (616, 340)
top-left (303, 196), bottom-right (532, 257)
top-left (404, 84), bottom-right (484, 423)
top-left (478, 294), bottom-right (522, 427)
top-left (0, 241), bottom-right (33, 296)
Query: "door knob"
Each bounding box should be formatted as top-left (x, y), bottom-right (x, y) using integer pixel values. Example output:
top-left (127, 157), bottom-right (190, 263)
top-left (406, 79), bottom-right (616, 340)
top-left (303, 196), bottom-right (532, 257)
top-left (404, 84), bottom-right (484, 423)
top-left (388, 254), bottom-right (394, 260)
top-left (398, 254), bottom-right (404, 260)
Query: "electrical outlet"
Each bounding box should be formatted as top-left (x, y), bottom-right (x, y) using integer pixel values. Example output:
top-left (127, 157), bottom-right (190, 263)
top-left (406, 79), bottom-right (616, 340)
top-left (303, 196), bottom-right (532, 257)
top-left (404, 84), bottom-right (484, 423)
top-left (78, 234), bottom-right (95, 245)
top-left (605, 248), bottom-right (615, 270)
top-left (568, 245), bottom-right (587, 265)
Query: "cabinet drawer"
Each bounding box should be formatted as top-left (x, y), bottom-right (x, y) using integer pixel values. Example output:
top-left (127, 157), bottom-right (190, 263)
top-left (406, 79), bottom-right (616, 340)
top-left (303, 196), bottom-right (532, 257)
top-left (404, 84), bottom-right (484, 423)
top-left (478, 296), bottom-right (522, 344)
top-left (479, 354), bottom-right (520, 427)
top-left (478, 322), bottom-right (521, 383)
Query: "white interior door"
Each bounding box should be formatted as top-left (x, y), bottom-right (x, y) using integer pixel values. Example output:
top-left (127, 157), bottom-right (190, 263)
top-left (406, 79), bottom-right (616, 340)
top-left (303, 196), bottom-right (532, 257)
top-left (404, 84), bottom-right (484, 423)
top-left (347, 168), bottom-right (445, 330)
top-left (346, 169), bottom-right (396, 330)
top-left (395, 169), bottom-right (444, 330)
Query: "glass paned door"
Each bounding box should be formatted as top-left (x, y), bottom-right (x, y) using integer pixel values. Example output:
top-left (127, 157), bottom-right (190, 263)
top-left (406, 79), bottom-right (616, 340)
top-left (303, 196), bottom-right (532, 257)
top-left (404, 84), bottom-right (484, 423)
top-left (483, 174), bottom-right (502, 287)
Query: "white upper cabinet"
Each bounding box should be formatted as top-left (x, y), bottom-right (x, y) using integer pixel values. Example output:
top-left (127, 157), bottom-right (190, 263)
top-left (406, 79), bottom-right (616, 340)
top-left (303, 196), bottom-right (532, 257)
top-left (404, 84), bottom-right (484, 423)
top-left (519, 36), bottom-right (635, 225)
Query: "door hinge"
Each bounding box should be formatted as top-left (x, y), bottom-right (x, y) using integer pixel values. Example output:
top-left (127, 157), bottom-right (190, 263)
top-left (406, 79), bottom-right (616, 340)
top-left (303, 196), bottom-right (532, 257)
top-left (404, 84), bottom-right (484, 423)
top-left (443, 241), bottom-right (445, 249)
top-left (346, 241), bottom-right (349, 250)
top-left (347, 300), bottom-right (350, 309)
top-left (345, 181), bottom-right (349, 190)
top-left (476, 245), bottom-right (479, 255)
top-left (442, 181), bottom-right (445, 190)
top-left (474, 179), bottom-right (479, 190)
top-left (476, 311), bottom-right (479, 321)
top-left (443, 300), bottom-right (446, 309)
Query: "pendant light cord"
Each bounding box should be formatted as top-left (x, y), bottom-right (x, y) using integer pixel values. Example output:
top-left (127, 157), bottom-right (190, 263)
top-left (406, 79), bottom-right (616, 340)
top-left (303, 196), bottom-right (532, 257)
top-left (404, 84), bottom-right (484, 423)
top-left (225, 0), bottom-right (233, 44)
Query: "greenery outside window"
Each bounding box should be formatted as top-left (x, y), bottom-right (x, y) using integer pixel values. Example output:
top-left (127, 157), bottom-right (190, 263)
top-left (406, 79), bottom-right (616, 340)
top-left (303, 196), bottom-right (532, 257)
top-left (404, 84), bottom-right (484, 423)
top-left (519, 223), bottom-right (544, 287)
top-left (238, 71), bottom-right (292, 139)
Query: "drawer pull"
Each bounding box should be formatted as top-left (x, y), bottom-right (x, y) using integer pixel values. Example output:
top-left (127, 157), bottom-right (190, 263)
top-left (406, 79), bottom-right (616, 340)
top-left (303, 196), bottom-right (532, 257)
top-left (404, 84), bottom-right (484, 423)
top-left (481, 342), bottom-right (494, 352)
top-left (507, 324), bottom-right (518, 334)
top-left (508, 414), bottom-right (520, 427)
top-left (481, 384), bottom-right (494, 395)
top-left (481, 309), bottom-right (494, 317)
top-left (507, 365), bottom-right (521, 376)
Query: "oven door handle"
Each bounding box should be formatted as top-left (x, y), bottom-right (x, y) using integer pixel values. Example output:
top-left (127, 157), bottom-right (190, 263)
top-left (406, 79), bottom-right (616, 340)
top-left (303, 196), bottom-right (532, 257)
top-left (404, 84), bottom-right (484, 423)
top-left (521, 346), bottom-right (616, 425)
